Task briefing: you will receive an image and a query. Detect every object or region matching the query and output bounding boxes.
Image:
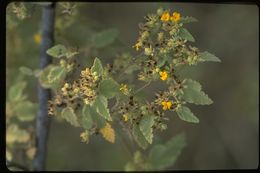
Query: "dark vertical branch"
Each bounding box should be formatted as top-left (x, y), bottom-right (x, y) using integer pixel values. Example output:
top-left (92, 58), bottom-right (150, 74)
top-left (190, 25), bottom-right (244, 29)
top-left (33, 3), bottom-right (55, 171)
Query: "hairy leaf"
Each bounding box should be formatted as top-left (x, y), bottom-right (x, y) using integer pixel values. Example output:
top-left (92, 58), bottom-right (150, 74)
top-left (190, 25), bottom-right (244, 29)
top-left (61, 107), bottom-right (80, 127)
top-left (139, 115), bottom-right (155, 144)
top-left (46, 44), bottom-right (67, 58)
top-left (199, 51), bottom-right (221, 62)
top-left (19, 66), bottom-right (33, 76)
top-left (180, 16), bottom-right (198, 24)
top-left (176, 106), bottom-right (199, 123)
top-left (94, 95), bottom-right (112, 121)
top-left (98, 79), bottom-right (120, 99)
top-left (15, 101), bottom-right (36, 121)
top-left (132, 124), bottom-right (149, 150)
top-left (8, 81), bottom-right (27, 102)
top-left (178, 28), bottom-right (195, 42)
top-left (91, 57), bottom-right (103, 76)
top-left (81, 105), bottom-right (93, 130)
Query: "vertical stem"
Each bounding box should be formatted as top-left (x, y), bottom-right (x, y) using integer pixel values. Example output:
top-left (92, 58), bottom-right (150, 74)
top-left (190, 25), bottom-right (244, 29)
top-left (33, 3), bottom-right (55, 171)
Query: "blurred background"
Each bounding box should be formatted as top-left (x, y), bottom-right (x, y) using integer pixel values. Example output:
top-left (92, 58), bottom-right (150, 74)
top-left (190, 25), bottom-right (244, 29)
top-left (6, 2), bottom-right (258, 171)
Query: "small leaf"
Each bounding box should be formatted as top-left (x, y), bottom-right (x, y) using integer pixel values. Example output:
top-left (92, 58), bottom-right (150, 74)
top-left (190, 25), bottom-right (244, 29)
top-left (182, 79), bottom-right (213, 105)
top-left (8, 82), bottom-right (27, 102)
top-left (6, 124), bottom-right (30, 143)
top-left (91, 28), bottom-right (119, 48)
top-left (176, 106), bottom-right (199, 123)
top-left (94, 95), bottom-right (112, 121)
top-left (199, 51), bottom-right (221, 62)
top-left (98, 79), bottom-right (120, 99)
top-left (15, 101), bottom-right (37, 121)
top-left (47, 66), bottom-right (66, 84)
top-left (99, 123), bottom-right (115, 143)
top-left (91, 57), bottom-right (103, 75)
top-left (61, 107), bottom-right (80, 127)
top-left (46, 44), bottom-right (67, 58)
top-left (81, 105), bottom-right (93, 130)
top-left (19, 66), bottom-right (33, 76)
top-left (180, 16), bottom-right (198, 24)
top-left (139, 115), bottom-right (155, 144)
top-left (132, 124), bottom-right (149, 150)
top-left (178, 28), bottom-right (195, 42)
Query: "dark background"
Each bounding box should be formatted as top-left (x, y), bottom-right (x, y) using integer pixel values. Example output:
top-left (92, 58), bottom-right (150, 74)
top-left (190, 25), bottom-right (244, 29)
top-left (6, 2), bottom-right (259, 170)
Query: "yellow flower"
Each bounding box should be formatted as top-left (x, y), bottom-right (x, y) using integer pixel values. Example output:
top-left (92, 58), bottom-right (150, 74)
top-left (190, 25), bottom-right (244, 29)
top-left (160, 12), bottom-right (170, 21)
top-left (159, 71), bottom-right (168, 81)
top-left (80, 131), bottom-right (89, 143)
top-left (161, 101), bottom-right (172, 110)
top-left (133, 41), bottom-right (142, 51)
top-left (34, 33), bottom-right (42, 44)
top-left (123, 114), bottom-right (128, 122)
top-left (171, 12), bottom-right (181, 22)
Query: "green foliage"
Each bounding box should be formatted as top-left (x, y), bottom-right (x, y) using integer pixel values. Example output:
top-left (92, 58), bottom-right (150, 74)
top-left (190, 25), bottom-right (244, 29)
top-left (15, 101), bottom-right (37, 121)
top-left (46, 44), bottom-right (67, 58)
top-left (8, 81), bottom-right (27, 102)
top-left (179, 16), bottom-right (198, 23)
top-left (199, 51), bottom-right (221, 62)
top-left (176, 106), bottom-right (199, 123)
top-left (61, 107), bottom-right (80, 127)
top-left (81, 105), bottom-right (94, 130)
top-left (98, 79), bottom-right (120, 99)
top-left (182, 79), bottom-right (213, 105)
top-left (6, 124), bottom-right (30, 143)
top-left (91, 57), bottom-right (104, 75)
top-left (178, 28), bottom-right (195, 42)
top-left (91, 28), bottom-right (119, 48)
top-left (94, 95), bottom-right (112, 121)
top-left (47, 66), bottom-right (66, 84)
top-left (139, 115), bottom-right (155, 144)
top-left (132, 124), bottom-right (149, 150)
top-left (19, 66), bottom-right (33, 76)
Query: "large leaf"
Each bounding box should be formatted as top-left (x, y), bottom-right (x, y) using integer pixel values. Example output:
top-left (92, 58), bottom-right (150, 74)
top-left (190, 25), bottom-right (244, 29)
top-left (8, 81), bottom-right (27, 102)
top-left (81, 105), bottom-right (94, 130)
top-left (199, 51), bottom-right (221, 62)
top-left (15, 101), bottom-right (37, 121)
top-left (61, 107), bottom-right (80, 127)
top-left (98, 79), bottom-right (120, 99)
top-left (94, 95), bottom-right (112, 121)
top-left (139, 115), bottom-right (155, 144)
top-left (91, 57), bottom-right (103, 76)
top-left (182, 79), bottom-right (213, 105)
top-left (46, 44), bottom-right (67, 58)
top-left (148, 133), bottom-right (186, 170)
top-left (91, 28), bottom-right (119, 48)
top-left (132, 124), bottom-right (149, 150)
top-left (178, 28), bottom-right (195, 42)
top-left (176, 106), bottom-right (199, 123)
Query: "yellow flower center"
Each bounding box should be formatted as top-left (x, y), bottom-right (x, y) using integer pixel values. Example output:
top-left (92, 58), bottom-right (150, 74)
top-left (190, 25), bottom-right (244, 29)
top-left (159, 71), bottom-right (168, 81)
top-left (161, 101), bottom-right (172, 110)
top-left (34, 33), bottom-right (42, 44)
top-left (171, 12), bottom-right (181, 22)
top-left (161, 12), bottom-right (170, 21)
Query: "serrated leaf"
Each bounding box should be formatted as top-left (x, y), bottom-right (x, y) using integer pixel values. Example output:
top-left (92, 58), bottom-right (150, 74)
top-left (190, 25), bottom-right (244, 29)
top-left (139, 115), bottom-right (154, 144)
top-left (91, 28), bottom-right (119, 48)
top-left (91, 57), bottom-right (103, 75)
top-left (47, 66), bottom-right (65, 83)
top-left (178, 28), bottom-right (195, 42)
top-left (98, 79), bottom-right (120, 99)
top-left (182, 79), bottom-right (213, 105)
top-left (6, 124), bottom-right (30, 143)
top-left (89, 106), bottom-right (106, 128)
top-left (99, 123), bottom-right (115, 143)
top-left (19, 66), bottom-right (33, 76)
top-left (61, 107), bottom-right (80, 127)
top-left (46, 44), bottom-right (67, 58)
top-left (199, 51), bottom-right (221, 62)
top-left (148, 133), bottom-right (186, 170)
top-left (81, 105), bottom-right (93, 130)
top-left (15, 101), bottom-right (36, 121)
top-left (176, 106), bottom-right (199, 123)
top-left (132, 124), bottom-right (149, 150)
top-left (8, 82), bottom-right (27, 102)
top-left (180, 16), bottom-right (198, 24)
top-left (94, 95), bottom-right (112, 121)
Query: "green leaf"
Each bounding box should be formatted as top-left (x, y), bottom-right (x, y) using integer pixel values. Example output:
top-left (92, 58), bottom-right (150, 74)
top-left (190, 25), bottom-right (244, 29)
top-left (178, 28), bottom-right (195, 42)
top-left (46, 44), bottom-right (67, 58)
top-left (81, 105), bottom-right (93, 130)
top-left (15, 101), bottom-right (36, 121)
top-left (61, 107), bottom-right (80, 127)
top-left (139, 115), bottom-right (155, 144)
top-left (98, 79), bottom-right (120, 99)
top-left (91, 57), bottom-right (103, 75)
top-left (176, 106), bottom-right (199, 123)
top-left (91, 28), bottom-right (119, 48)
top-left (37, 65), bottom-right (55, 88)
top-left (89, 106), bottom-right (106, 128)
top-left (19, 66), bottom-right (33, 76)
top-left (148, 133), bottom-right (186, 170)
top-left (132, 124), bottom-right (149, 150)
top-left (199, 51), bottom-right (221, 62)
top-left (125, 64), bottom-right (140, 74)
top-left (6, 124), bottom-right (30, 143)
top-left (180, 16), bottom-right (198, 24)
top-left (94, 95), bottom-right (112, 121)
top-left (47, 66), bottom-right (66, 84)
top-left (8, 81), bottom-right (27, 102)
top-left (182, 79), bottom-right (213, 105)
